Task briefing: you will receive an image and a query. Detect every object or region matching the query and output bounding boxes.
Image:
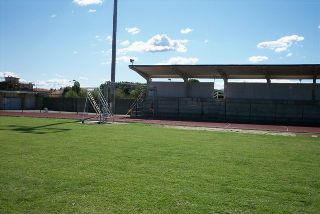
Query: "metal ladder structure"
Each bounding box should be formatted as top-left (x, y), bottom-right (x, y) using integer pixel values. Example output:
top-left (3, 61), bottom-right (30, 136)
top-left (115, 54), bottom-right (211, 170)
top-left (126, 90), bottom-right (146, 117)
top-left (126, 86), bottom-right (157, 118)
top-left (97, 89), bottom-right (112, 117)
top-left (213, 90), bottom-right (224, 99)
top-left (82, 88), bottom-right (113, 123)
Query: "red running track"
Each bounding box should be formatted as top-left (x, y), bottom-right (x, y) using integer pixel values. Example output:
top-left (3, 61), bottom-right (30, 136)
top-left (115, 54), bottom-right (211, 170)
top-left (1, 111), bottom-right (320, 134)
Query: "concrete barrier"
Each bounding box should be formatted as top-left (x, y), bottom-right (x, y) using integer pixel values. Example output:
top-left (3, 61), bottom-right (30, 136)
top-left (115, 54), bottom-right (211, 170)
top-left (143, 97), bottom-right (320, 125)
top-left (42, 97), bottom-right (134, 114)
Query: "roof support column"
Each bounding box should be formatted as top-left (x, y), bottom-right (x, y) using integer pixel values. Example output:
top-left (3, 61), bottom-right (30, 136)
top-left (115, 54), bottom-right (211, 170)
top-left (223, 78), bottom-right (228, 99)
top-left (266, 75), bottom-right (271, 84)
top-left (146, 78), bottom-right (152, 98)
top-left (216, 69), bottom-right (228, 99)
top-left (184, 78), bottom-right (189, 97)
top-left (312, 75), bottom-right (316, 102)
top-left (174, 67), bottom-right (188, 82)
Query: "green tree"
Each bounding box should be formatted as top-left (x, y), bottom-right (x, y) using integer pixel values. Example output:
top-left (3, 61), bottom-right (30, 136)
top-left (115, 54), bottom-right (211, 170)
top-left (72, 81), bottom-right (81, 94)
top-left (99, 82), bottom-right (147, 99)
top-left (188, 79), bottom-right (200, 83)
top-left (62, 81), bottom-right (86, 98)
top-left (78, 88), bottom-right (87, 97)
top-left (90, 88), bottom-right (101, 99)
top-left (130, 85), bottom-right (146, 99)
top-left (62, 86), bottom-right (72, 97)
top-left (64, 90), bottom-right (79, 98)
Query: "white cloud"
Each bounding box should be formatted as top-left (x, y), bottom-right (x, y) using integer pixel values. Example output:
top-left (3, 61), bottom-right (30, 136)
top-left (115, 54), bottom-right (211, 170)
top-left (117, 56), bottom-right (138, 63)
top-left (0, 71), bottom-right (19, 81)
top-left (120, 40), bottom-right (130, 46)
top-left (79, 76), bottom-right (88, 80)
top-left (55, 73), bottom-right (64, 78)
top-left (229, 79), bottom-right (299, 84)
top-left (50, 14), bottom-right (57, 18)
top-left (94, 35), bottom-right (104, 42)
top-left (214, 80), bottom-right (224, 89)
top-left (35, 79), bottom-right (72, 89)
top-left (100, 49), bottom-right (111, 55)
top-left (120, 34), bottom-right (188, 53)
top-left (100, 61), bottom-right (110, 66)
top-left (0, 72), bottom-right (29, 83)
top-left (248, 56), bottom-right (269, 63)
top-left (229, 79), bottom-right (267, 83)
top-left (1, 72), bottom-right (74, 89)
top-left (106, 35), bottom-right (112, 44)
top-left (88, 9), bottom-right (96, 13)
top-left (257, 35), bottom-right (304, 52)
top-left (73, 0), bottom-right (103, 6)
top-left (125, 27), bottom-right (141, 35)
top-left (101, 56), bottom-right (138, 65)
top-left (157, 57), bottom-right (199, 65)
top-left (286, 52), bottom-right (293, 57)
top-left (180, 28), bottom-right (193, 34)
top-left (0, 71), bottom-right (19, 78)
top-left (272, 79), bottom-right (299, 83)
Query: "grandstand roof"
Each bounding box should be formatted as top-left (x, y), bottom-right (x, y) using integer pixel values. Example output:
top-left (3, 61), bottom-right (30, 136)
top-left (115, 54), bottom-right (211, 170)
top-left (129, 64), bottom-right (320, 80)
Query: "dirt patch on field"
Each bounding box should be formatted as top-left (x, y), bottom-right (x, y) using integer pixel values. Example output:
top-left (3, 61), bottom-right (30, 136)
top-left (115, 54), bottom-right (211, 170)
top-left (160, 125), bottom-right (297, 136)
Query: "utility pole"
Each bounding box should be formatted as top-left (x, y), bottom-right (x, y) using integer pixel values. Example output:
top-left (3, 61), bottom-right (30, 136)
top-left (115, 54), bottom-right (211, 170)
top-left (110, 0), bottom-right (118, 114)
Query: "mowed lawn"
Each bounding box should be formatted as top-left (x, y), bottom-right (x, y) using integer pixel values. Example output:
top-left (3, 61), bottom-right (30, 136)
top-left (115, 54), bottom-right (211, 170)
top-left (0, 117), bottom-right (319, 213)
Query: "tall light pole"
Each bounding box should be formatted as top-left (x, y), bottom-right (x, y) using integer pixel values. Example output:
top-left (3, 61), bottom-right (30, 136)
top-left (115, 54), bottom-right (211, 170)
top-left (110, 0), bottom-right (118, 114)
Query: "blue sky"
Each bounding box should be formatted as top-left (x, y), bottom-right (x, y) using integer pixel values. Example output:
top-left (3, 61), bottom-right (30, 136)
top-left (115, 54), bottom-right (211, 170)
top-left (0, 0), bottom-right (319, 89)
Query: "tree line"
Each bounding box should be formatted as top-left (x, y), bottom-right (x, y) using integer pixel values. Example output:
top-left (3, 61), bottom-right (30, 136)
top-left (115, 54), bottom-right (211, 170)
top-left (62, 81), bottom-right (146, 99)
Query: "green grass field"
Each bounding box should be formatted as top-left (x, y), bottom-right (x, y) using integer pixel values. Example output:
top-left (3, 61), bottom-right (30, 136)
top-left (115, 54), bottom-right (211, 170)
top-left (0, 116), bottom-right (319, 213)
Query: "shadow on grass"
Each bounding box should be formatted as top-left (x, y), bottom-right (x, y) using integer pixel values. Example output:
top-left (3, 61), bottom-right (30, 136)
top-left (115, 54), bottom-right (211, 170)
top-left (0, 121), bottom-right (77, 134)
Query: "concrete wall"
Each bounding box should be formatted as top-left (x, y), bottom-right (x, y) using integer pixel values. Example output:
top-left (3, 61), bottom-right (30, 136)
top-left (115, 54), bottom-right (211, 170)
top-left (150, 82), bottom-right (187, 97)
top-left (141, 97), bottom-right (320, 125)
top-left (42, 97), bottom-right (134, 114)
top-left (188, 82), bottom-right (214, 98)
top-left (316, 85), bottom-right (320, 100)
top-left (24, 94), bottom-right (36, 109)
top-left (149, 82), bottom-right (214, 98)
top-left (0, 93), bottom-right (3, 109)
top-left (0, 92), bottom-right (38, 110)
top-left (226, 83), bottom-right (318, 101)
